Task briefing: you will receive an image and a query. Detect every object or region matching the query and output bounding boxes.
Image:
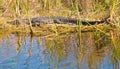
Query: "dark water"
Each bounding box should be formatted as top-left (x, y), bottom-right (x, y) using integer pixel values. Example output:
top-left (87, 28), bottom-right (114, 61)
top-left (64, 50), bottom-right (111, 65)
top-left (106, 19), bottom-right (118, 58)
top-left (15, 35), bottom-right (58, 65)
top-left (0, 32), bottom-right (119, 69)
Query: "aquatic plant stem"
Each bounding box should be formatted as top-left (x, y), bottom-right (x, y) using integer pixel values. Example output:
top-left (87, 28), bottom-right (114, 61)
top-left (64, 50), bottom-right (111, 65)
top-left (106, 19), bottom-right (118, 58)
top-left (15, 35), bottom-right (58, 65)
top-left (110, 0), bottom-right (117, 23)
top-left (74, 0), bottom-right (82, 52)
top-left (16, 0), bottom-right (20, 15)
top-left (23, 0), bottom-right (33, 34)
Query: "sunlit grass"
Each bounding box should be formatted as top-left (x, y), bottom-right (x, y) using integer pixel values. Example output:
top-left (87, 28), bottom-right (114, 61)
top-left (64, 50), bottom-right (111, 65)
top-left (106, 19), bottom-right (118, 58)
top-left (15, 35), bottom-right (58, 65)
top-left (110, 0), bottom-right (117, 22)
top-left (0, 0), bottom-right (120, 68)
top-left (22, 0), bottom-right (33, 34)
top-left (110, 30), bottom-right (120, 69)
top-left (0, 0), bottom-right (119, 38)
top-left (15, 0), bottom-right (20, 15)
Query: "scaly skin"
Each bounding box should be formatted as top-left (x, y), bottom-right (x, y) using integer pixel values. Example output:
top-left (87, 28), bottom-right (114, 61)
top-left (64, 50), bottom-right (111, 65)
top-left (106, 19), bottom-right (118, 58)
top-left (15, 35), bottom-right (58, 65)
top-left (7, 16), bottom-right (108, 26)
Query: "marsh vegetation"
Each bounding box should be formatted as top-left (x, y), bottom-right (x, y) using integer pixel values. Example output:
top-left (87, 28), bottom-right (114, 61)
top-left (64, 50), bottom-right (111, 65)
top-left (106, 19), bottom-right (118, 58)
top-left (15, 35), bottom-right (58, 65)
top-left (0, 0), bottom-right (119, 34)
top-left (0, 0), bottom-right (120, 69)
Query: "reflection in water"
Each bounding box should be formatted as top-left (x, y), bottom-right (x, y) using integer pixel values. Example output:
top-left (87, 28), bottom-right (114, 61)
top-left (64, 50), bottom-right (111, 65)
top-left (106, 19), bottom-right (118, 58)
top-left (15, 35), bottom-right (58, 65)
top-left (0, 32), bottom-right (119, 69)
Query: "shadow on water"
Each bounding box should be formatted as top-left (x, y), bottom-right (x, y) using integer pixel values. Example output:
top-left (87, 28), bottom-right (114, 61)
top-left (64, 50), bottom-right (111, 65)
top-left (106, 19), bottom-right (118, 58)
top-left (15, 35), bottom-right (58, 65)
top-left (0, 31), bottom-right (120, 69)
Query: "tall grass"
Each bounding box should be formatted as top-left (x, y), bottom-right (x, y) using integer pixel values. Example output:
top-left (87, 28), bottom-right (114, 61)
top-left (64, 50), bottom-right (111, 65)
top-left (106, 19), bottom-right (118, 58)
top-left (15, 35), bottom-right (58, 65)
top-left (110, 0), bottom-right (117, 23)
top-left (56, 0), bottom-right (61, 8)
top-left (0, 0), bottom-right (119, 19)
top-left (23, 0), bottom-right (33, 34)
top-left (73, 0), bottom-right (82, 52)
top-left (42, 0), bottom-right (50, 10)
top-left (110, 30), bottom-right (120, 69)
top-left (0, 0), bottom-right (119, 35)
top-left (15, 0), bottom-right (20, 15)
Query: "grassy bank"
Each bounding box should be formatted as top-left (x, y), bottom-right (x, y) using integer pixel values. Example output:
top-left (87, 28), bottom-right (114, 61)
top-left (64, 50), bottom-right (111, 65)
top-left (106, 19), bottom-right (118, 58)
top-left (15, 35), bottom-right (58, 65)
top-left (0, 0), bottom-right (119, 35)
top-left (0, 0), bottom-right (120, 67)
top-left (0, 0), bottom-right (119, 20)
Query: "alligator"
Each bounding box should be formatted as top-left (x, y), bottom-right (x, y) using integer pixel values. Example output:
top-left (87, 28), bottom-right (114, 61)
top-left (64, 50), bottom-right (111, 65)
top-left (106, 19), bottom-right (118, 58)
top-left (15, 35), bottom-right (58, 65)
top-left (7, 16), bottom-right (109, 26)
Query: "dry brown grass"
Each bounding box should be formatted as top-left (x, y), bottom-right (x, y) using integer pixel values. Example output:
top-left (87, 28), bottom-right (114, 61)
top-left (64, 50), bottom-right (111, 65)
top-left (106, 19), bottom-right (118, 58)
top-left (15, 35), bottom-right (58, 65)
top-left (0, 0), bottom-right (119, 36)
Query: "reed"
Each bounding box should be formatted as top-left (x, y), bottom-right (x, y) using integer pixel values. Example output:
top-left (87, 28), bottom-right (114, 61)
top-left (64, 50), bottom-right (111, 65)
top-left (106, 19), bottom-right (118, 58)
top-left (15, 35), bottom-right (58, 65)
top-left (110, 0), bottom-right (117, 23)
top-left (56, 0), bottom-right (60, 6)
top-left (15, 0), bottom-right (20, 15)
top-left (73, 0), bottom-right (83, 52)
top-left (0, 0), bottom-right (119, 35)
top-left (110, 30), bottom-right (120, 68)
top-left (111, 38), bottom-right (120, 69)
top-left (41, 0), bottom-right (51, 10)
top-left (23, 0), bottom-right (33, 34)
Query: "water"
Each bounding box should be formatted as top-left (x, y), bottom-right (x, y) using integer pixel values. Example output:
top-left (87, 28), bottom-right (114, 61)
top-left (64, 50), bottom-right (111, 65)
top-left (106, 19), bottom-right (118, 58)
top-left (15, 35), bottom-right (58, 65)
top-left (0, 32), bottom-right (119, 69)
